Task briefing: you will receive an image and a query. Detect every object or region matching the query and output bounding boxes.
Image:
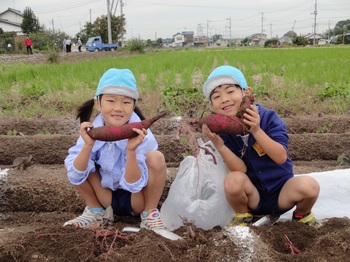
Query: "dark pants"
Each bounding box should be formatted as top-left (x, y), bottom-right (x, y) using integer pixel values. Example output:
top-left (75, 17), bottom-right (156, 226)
top-left (78, 46), bottom-right (82, 52)
top-left (66, 44), bottom-right (71, 53)
top-left (26, 46), bottom-right (32, 54)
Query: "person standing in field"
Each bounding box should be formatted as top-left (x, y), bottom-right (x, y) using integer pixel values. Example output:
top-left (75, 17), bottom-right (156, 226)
top-left (65, 35), bottom-right (72, 53)
top-left (24, 35), bottom-right (33, 55)
top-left (77, 37), bottom-right (83, 52)
top-left (64, 68), bottom-right (167, 231)
top-left (201, 65), bottom-right (321, 228)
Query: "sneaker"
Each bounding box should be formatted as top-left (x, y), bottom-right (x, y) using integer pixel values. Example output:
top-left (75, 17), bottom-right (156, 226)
top-left (102, 205), bottom-right (114, 227)
top-left (293, 212), bottom-right (321, 228)
top-left (140, 208), bottom-right (165, 230)
top-left (63, 206), bottom-right (103, 229)
top-left (228, 212), bottom-right (253, 227)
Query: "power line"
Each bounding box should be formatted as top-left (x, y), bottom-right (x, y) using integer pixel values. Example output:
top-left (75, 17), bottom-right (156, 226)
top-left (35, 0), bottom-right (101, 14)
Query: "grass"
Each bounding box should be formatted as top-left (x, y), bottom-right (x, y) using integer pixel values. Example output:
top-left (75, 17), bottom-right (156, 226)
top-left (1, 46), bottom-right (349, 117)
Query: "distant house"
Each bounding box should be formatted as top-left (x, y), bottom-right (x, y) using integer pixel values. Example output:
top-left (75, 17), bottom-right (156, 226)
top-left (215, 38), bottom-right (229, 47)
top-left (0, 7), bottom-right (23, 34)
top-left (172, 31), bottom-right (194, 47)
top-left (193, 35), bottom-right (208, 47)
top-left (248, 33), bottom-right (266, 46)
top-left (304, 33), bottom-right (323, 45)
top-left (162, 38), bottom-right (173, 48)
top-left (173, 33), bottom-right (185, 47)
top-left (182, 31), bottom-right (194, 43)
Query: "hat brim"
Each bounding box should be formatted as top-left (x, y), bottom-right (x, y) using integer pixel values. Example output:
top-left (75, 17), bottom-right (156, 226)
top-left (97, 85), bottom-right (139, 100)
top-left (203, 76), bottom-right (241, 100)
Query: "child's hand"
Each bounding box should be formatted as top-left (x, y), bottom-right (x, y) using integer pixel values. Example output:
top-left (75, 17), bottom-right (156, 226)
top-left (127, 128), bottom-right (147, 151)
top-left (242, 105), bottom-right (261, 133)
top-left (80, 122), bottom-right (95, 146)
top-left (202, 124), bottom-right (224, 150)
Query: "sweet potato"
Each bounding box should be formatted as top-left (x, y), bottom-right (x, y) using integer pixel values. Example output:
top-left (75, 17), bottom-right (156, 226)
top-left (236, 95), bottom-right (255, 118)
top-left (88, 111), bottom-right (167, 141)
top-left (197, 114), bottom-right (247, 135)
top-left (197, 95), bottom-right (254, 135)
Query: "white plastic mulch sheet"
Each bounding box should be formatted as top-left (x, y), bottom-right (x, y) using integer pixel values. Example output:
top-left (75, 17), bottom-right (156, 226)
top-left (280, 168), bottom-right (350, 221)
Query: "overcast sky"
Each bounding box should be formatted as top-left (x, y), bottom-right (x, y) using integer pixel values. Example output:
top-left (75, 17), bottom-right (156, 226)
top-left (1, 0), bottom-right (349, 40)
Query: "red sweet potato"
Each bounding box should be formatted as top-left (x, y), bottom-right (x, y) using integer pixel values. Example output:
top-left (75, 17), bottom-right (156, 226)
top-left (88, 111), bottom-right (167, 141)
top-left (197, 114), bottom-right (247, 135)
top-left (197, 95), bottom-right (254, 135)
top-left (236, 95), bottom-right (255, 118)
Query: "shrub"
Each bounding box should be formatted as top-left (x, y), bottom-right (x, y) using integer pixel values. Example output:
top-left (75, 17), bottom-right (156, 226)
top-left (264, 38), bottom-right (280, 48)
top-left (293, 36), bottom-right (308, 46)
top-left (127, 38), bottom-right (145, 54)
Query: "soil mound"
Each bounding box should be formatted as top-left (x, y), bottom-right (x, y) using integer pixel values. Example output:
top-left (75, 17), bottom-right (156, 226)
top-left (1, 114), bottom-right (350, 261)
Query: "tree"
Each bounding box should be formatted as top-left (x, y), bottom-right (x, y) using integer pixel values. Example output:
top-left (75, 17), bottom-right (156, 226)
top-left (264, 38), bottom-right (280, 48)
top-left (326, 19), bottom-right (350, 37)
top-left (146, 39), bottom-right (152, 47)
top-left (156, 38), bottom-right (163, 47)
top-left (293, 36), bottom-right (308, 46)
top-left (242, 37), bottom-right (249, 46)
top-left (283, 31), bottom-right (297, 39)
top-left (80, 14), bottom-right (125, 43)
top-left (21, 7), bottom-right (41, 34)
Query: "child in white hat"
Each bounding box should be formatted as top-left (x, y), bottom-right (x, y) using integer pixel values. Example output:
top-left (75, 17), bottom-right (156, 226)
top-left (201, 65), bottom-right (321, 228)
top-left (64, 68), bottom-right (166, 230)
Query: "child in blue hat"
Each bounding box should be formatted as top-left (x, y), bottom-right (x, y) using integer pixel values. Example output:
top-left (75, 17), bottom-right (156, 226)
top-left (64, 68), bottom-right (166, 230)
top-left (201, 65), bottom-right (321, 227)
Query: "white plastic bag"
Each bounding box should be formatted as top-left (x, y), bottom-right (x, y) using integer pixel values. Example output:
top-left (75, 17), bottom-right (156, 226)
top-left (161, 139), bottom-right (234, 231)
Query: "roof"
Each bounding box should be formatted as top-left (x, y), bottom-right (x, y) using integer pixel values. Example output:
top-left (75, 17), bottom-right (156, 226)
top-left (181, 31), bottom-right (194, 36)
top-left (0, 7), bottom-right (23, 17)
top-left (304, 33), bottom-right (323, 40)
top-left (162, 38), bottom-right (173, 43)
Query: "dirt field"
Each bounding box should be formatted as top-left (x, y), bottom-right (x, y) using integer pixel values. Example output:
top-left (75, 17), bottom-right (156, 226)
top-left (1, 113), bottom-right (350, 262)
top-left (1, 52), bottom-right (350, 261)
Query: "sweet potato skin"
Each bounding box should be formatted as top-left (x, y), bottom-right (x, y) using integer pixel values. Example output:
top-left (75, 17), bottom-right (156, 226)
top-left (197, 114), bottom-right (246, 135)
top-left (88, 111), bottom-right (167, 141)
top-left (197, 95), bottom-right (254, 135)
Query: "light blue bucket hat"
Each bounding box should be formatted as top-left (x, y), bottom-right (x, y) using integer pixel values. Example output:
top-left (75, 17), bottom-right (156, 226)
top-left (95, 68), bottom-right (139, 100)
top-left (202, 65), bottom-right (248, 100)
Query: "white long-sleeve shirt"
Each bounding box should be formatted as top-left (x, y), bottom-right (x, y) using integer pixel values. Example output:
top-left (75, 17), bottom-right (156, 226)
top-left (64, 112), bottom-right (158, 193)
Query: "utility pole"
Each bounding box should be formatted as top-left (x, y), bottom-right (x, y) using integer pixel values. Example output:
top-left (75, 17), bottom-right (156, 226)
top-left (292, 20), bottom-right (296, 32)
top-left (227, 17), bottom-right (231, 46)
top-left (89, 9), bottom-right (92, 23)
top-left (207, 20), bottom-right (209, 46)
top-left (312, 0), bottom-right (318, 45)
top-left (107, 0), bottom-right (112, 44)
top-left (197, 23), bottom-right (204, 41)
top-left (120, 0), bottom-right (124, 47)
top-left (260, 12), bottom-right (264, 36)
top-left (52, 19), bottom-right (55, 32)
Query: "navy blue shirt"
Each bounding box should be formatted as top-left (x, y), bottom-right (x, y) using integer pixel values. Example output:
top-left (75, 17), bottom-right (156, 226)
top-left (220, 104), bottom-right (293, 193)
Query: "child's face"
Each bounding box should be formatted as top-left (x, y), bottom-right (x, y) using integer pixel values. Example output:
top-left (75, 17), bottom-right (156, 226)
top-left (96, 94), bottom-right (135, 127)
top-left (210, 84), bottom-right (245, 116)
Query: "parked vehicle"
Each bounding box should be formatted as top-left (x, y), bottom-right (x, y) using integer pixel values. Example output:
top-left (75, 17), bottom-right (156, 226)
top-left (318, 39), bottom-right (327, 45)
top-left (86, 36), bottom-right (118, 52)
